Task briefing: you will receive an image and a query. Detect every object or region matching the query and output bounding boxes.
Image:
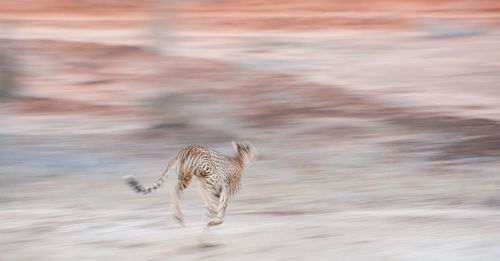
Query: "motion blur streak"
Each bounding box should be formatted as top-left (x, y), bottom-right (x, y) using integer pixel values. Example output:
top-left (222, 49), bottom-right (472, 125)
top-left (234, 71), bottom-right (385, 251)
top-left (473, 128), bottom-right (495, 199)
top-left (1, 1), bottom-right (500, 260)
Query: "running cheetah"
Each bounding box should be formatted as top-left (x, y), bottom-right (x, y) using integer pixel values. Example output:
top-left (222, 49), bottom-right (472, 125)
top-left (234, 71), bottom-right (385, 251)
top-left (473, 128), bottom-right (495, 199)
top-left (124, 141), bottom-right (257, 227)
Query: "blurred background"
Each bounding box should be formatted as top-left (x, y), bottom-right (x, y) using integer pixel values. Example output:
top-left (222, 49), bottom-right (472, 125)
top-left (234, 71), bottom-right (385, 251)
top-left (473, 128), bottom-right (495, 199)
top-left (1, 0), bottom-right (500, 260)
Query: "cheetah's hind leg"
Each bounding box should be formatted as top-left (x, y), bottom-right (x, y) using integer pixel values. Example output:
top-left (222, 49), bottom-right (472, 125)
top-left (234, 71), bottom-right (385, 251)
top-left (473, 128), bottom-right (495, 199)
top-left (171, 171), bottom-right (192, 226)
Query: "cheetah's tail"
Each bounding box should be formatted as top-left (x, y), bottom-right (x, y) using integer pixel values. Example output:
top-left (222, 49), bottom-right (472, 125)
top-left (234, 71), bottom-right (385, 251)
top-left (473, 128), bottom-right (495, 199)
top-left (123, 159), bottom-right (176, 195)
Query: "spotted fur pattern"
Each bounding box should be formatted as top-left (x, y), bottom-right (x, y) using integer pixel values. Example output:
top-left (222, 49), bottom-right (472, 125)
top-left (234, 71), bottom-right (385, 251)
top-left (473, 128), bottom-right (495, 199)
top-left (124, 141), bottom-right (256, 227)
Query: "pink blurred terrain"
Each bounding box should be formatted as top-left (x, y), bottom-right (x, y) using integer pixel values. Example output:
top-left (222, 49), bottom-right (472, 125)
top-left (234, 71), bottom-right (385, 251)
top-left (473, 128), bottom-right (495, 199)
top-left (1, 1), bottom-right (500, 260)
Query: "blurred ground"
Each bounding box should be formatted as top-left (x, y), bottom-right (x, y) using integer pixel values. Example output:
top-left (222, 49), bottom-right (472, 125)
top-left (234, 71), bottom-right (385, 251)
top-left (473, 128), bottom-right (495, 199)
top-left (1, 1), bottom-right (500, 260)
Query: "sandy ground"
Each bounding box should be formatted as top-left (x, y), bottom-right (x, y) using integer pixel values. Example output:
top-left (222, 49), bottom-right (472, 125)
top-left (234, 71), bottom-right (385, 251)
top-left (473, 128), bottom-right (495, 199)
top-left (1, 1), bottom-right (500, 260)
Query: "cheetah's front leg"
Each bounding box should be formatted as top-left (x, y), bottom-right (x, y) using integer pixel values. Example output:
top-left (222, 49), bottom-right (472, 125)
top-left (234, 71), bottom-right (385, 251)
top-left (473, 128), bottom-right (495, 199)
top-left (207, 187), bottom-right (229, 227)
top-left (199, 185), bottom-right (217, 220)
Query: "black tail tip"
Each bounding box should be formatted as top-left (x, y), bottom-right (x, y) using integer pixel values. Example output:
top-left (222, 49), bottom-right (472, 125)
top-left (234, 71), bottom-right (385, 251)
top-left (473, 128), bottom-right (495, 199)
top-left (123, 175), bottom-right (141, 193)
